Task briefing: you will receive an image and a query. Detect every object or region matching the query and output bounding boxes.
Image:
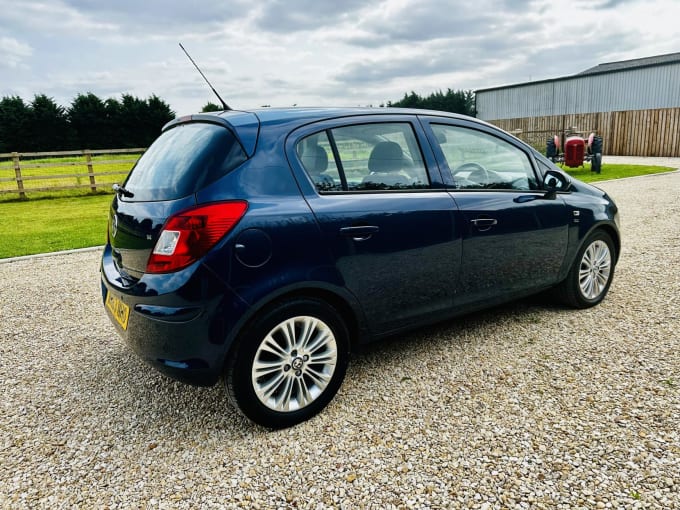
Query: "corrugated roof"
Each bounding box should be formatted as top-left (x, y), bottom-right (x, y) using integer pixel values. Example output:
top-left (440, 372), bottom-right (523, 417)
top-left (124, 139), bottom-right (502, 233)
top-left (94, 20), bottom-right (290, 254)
top-left (577, 52), bottom-right (680, 75)
top-left (477, 51), bottom-right (680, 93)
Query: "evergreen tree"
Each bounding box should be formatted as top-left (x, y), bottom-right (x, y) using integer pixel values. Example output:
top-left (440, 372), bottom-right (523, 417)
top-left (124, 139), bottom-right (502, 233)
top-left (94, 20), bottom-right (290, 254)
top-left (68, 93), bottom-right (109, 149)
top-left (0, 92), bottom-right (176, 152)
top-left (144, 95), bottom-right (175, 144)
top-left (0, 96), bottom-right (31, 153)
top-left (201, 101), bottom-right (221, 112)
top-left (104, 97), bottom-right (124, 148)
top-left (29, 94), bottom-right (73, 151)
top-left (390, 88), bottom-right (476, 116)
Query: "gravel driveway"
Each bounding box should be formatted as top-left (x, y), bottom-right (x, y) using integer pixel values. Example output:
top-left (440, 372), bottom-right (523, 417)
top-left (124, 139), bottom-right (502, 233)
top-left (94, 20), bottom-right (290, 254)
top-left (1, 172), bottom-right (678, 509)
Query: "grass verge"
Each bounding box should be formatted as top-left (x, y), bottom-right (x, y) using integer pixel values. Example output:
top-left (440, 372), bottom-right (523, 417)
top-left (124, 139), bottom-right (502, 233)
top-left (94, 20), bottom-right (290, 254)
top-left (0, 163), bottom-right (676, 259)
top-left (561, 164), bottom-right (676, 182)
top-left (0, 194), bottom-right (111, 259)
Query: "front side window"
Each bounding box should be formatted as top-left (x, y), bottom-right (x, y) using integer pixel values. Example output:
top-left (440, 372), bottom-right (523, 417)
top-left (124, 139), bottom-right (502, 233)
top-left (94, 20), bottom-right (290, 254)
top-left (297, 122), bottom-right (429, 192)
top-left (431, 124), bottom-right (537, 190)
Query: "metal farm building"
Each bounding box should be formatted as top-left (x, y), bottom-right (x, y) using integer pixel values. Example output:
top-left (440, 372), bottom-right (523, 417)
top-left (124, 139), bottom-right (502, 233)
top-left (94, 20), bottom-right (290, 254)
top-left (475, 52), bottom-right (680, 156)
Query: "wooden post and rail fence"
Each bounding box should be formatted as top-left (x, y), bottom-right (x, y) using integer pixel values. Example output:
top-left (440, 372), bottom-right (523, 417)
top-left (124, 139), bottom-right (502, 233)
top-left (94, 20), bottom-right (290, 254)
top-left (0, 148), bottom-right (145, 199)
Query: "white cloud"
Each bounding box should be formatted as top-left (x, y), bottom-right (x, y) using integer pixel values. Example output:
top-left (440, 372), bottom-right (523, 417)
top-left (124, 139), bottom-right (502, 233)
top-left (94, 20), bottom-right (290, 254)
top-left (0, 1), bottom-right (118, 36)
top-left (0, 0), bottom-right (678, 114)
top-left (0, 37), bottom-right (33, 69)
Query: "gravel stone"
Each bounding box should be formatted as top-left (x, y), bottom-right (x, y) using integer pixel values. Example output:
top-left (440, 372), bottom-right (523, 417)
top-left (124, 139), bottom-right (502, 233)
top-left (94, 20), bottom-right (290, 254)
top-left (1, 170), bottom-right (678, 509)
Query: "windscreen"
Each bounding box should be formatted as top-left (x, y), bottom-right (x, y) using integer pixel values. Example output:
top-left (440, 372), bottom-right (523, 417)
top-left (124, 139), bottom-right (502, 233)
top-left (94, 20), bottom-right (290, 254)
top-left (123, 123), bottom-right (247, 201)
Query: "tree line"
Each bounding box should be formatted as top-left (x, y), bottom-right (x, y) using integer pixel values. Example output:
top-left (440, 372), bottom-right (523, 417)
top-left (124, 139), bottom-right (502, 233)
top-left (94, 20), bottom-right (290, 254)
top-left (0, 93), bottom-right (175, 153)
top-left (1, 88), bottom-right (475, 153)
top-left (204, 89), bottom-right (477, 116)
top-left (386, 88), bottom-right (476, 116)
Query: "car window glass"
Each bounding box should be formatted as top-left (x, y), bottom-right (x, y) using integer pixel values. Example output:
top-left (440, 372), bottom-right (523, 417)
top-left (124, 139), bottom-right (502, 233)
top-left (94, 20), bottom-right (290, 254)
top-left (297, 132), bottom-right (342, 192)
top-left (537, 159), bottom-right (554, 176)
top-left (298, 123), bottom-right (430, 192)
top-left (124, 123), bottom-right (247, 201)
top-left (331, 123), bottom-right (429, 191)
top-left (431, 124), bottom-right (537, 190)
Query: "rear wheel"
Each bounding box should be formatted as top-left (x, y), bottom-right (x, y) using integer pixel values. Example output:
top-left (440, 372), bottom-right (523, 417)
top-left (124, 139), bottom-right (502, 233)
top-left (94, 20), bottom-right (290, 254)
top-left (555, 230), bottom-right (616, 308)
top-left (225, 298), bottom-right (349, 428)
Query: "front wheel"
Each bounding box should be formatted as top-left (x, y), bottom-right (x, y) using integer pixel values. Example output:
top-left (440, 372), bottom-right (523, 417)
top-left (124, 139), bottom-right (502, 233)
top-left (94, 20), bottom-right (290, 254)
top-left (555, 230), bottom-right (616, 308)
top-left (225, 298), bottom-right (349, 428)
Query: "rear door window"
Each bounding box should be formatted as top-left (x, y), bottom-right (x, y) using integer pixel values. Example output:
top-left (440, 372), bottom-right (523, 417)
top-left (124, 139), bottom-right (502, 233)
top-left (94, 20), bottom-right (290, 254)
top-left (124, 123), bottom-right (247, 201)
top-left (297, 122), bottom-right (430, 192)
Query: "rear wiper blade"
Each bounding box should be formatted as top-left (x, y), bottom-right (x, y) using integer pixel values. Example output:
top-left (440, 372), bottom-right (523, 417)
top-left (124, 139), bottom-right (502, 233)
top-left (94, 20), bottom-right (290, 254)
top-left (112, 183), bottom-right (134, 198)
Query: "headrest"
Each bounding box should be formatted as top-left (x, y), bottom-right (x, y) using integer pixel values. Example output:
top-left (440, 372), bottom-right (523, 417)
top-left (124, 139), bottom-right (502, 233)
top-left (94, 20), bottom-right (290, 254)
top-left (301, 145), bottom-right (328, 174)
top-left (368, 141), bottom-right (404, 173)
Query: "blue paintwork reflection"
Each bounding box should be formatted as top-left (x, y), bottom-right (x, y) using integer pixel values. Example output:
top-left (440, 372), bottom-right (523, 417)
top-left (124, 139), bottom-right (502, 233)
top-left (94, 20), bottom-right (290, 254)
top-left (451, 191), bottom-right (569, 304)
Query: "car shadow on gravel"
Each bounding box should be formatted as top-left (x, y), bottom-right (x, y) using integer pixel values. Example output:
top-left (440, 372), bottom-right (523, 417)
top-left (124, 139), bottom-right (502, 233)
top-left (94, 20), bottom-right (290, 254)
top-left (351, 294), bottom-right (568, 360)
top-left (72, 343), bottom-right (257, 435)
top-left (76, 296), bottom-right (573, 434)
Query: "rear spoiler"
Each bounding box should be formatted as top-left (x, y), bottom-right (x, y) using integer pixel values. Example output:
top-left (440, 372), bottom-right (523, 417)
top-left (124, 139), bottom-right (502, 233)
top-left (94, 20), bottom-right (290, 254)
top-left (162, 112), bottom-right (260, 158)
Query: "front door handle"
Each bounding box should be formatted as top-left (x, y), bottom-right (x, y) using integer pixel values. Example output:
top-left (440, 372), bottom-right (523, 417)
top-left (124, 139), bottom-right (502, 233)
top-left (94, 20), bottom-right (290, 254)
top-left (470, 218), bottom-right (497, 232)
top-left (339, 225), bottom-right (379, 241)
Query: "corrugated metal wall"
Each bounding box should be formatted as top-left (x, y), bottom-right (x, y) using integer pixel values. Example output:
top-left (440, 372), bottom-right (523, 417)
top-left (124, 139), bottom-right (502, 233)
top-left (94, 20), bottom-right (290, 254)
top-left (477, 63), bottom-right (680, 120)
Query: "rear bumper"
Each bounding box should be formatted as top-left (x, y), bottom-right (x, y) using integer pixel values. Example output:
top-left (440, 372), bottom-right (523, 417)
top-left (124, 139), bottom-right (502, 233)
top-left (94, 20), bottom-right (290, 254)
top-left (100, 247), bottom-right (248, 386)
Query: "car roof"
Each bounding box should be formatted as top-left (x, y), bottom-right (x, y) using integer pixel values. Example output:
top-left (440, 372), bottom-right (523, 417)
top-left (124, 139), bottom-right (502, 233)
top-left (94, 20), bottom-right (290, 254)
top-left (164, 107), bottom-right (505, 158)
top-left (219, 106), bottom-right (468, 126)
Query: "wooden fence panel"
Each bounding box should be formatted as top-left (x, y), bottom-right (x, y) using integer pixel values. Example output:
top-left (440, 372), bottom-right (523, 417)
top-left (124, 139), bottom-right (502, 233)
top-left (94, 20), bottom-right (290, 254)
top-left (0, 148), bottom-right (144, 198)
top-left (488, 107), bottom-right (680, 156)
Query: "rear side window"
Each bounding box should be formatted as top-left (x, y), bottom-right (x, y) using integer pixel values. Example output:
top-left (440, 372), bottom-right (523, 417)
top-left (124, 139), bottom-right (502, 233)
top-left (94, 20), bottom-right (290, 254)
top-left (124, 123), bottom-right (247, 201)
top-left (297, 122), bottom-right (430, 192)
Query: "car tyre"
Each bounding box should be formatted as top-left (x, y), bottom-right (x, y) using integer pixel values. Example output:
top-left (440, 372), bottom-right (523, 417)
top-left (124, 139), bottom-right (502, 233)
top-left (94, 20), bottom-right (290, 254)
top-left (546, 137), bottom-right (557, 160)
top-left (555, 230), bottom-right (616, 308)
top-left (591, 152), bottom-right (602, 173)
top-left (591, 136), bottom-right (603, 173)
top-left (225, 298), bottom-right (349, 428)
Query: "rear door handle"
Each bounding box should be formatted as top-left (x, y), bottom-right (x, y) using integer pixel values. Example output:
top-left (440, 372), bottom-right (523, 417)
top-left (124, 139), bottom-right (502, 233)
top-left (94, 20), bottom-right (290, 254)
top-left (339, 225), bottom-right (379, 241)
top-left (470, 218), bottom-right (497, 231)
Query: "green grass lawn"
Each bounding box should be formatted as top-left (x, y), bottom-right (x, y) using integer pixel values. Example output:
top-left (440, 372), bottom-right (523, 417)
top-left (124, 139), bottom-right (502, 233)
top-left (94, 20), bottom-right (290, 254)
top-left (0, 194), bottom-right (111, 258)
top-left (0, 163), bottom-right (676, 259)
top-left (560, 163), bottom-right (676, 182)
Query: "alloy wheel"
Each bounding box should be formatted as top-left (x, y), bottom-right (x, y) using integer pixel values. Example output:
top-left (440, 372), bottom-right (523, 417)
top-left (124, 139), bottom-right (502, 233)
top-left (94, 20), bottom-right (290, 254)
top-left (251, 316), bottom-right (338, 412)
top-left (578, 240), bottom-right (612, 300)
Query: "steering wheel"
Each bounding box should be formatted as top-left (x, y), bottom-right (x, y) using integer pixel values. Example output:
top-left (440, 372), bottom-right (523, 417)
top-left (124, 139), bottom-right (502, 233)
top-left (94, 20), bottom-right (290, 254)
top-left (452, 162), bottom-right (490, 187)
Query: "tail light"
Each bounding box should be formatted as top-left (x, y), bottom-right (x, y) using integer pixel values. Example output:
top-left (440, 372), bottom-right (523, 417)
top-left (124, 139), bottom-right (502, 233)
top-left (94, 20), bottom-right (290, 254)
top-left (146, 201), bottom-right (248, 274)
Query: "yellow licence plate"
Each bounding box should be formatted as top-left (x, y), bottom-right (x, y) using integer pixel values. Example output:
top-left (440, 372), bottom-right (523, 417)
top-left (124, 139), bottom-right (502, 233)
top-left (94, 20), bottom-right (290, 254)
top-left (105, 291), bottom-right (130, 330)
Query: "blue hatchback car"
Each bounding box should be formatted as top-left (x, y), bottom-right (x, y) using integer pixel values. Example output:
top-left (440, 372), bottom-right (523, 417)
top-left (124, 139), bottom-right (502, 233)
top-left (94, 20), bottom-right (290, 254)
top-left (101, 107), bottom-right (619, 428)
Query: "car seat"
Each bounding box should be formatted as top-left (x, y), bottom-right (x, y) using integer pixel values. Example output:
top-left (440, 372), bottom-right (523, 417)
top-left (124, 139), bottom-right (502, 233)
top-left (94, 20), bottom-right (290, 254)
top-left (363, 141), bottom-right (411, 187)
top-left (300, 145), bottom-right (335, 189)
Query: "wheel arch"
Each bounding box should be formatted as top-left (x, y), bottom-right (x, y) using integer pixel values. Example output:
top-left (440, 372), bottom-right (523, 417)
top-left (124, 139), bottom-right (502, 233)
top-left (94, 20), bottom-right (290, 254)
top-left (595, 223), bottom-right (620, 263)
top-left (553, 222), bottom-right (618, 308)
top-left (558, 220), bottom-right (620, 283)
top-left (221, 284), bottom-right (366, 374)
top-left (576, 221), bottom-right (620, 264)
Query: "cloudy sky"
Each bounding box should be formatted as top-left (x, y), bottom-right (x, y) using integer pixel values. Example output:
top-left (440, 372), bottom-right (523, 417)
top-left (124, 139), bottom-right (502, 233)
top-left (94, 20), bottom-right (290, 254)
top-left (1, 0), bottom-right (679, 116)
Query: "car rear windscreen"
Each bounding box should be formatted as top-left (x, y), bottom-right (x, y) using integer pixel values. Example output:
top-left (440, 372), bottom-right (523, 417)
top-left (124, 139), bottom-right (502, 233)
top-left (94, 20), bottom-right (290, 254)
top-left (123, 122), bottom-right (247, 201)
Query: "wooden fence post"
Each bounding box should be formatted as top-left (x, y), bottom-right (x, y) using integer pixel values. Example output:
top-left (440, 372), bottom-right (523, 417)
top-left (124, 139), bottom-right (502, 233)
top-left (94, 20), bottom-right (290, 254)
top-left (84, 150), bottom-right (96, 192)
top-left (12, 152), bottom-right (26, 199)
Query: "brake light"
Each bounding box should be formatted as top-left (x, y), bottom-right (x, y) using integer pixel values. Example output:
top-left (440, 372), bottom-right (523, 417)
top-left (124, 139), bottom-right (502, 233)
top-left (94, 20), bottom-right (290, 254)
top-left (146, 201), bottom-right (248, 274)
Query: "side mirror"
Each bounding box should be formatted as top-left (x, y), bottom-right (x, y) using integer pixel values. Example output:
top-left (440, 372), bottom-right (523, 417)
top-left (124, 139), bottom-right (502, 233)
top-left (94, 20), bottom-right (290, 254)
top-left (543, 169), bottom-right (571, 198)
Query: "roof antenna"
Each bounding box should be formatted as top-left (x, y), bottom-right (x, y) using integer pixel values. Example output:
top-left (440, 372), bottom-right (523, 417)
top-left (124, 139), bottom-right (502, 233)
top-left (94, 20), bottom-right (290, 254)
top-left (179, 42), bottom-right (231, 111)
